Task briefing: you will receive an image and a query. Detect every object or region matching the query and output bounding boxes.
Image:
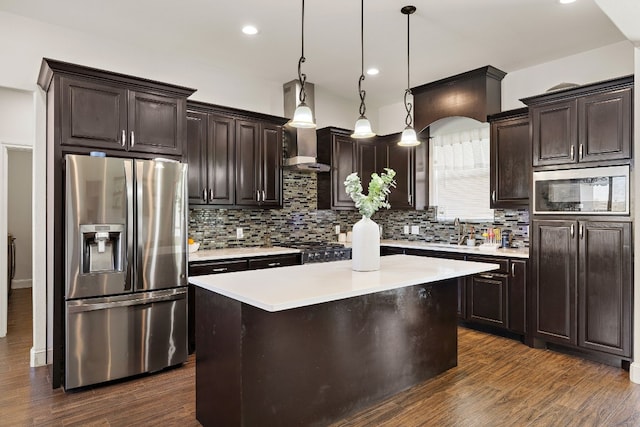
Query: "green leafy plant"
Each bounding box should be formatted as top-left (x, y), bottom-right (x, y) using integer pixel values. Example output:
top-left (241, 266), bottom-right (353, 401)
top-left (344, 168), bottom-right (397, 218)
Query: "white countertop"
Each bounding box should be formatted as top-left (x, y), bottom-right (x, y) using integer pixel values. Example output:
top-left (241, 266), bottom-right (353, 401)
top-left (189, 254), bottom-right (498, 312)
top-left (380, 240), bottom-right (529, 259)
top-left (189, 246), bottom-right (301, 262)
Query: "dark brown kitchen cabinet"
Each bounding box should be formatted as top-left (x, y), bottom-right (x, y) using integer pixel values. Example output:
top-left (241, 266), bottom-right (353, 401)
top-left (531, 219), bottom-right (631, 359)
top-left (186, 112), bottom-right (235, 205)
top-left (236, 120), bottom-right (283, 207)
top-left (578, 221), bottom-right (632, 357)
top-left (58, 75), bottom-right (189, 156)
top-left (523, 75), bottom-right (633, 167)
top-left (466, 255), bottom-right (509, 329)
top-left (378, 134), bottom-right (415, 209)
top-left (317, 127), bottom-right (414, 211)
top-left (317, 127), bottom-right (357, 209)
top-left (488, 109), bottom-right (530, 207)
top-left (531, 220), bottom-right (577, 345)
top-left (508, 259), bottom-right (527, 335)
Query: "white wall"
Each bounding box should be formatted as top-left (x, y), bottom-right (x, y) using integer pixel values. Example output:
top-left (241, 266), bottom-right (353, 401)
top-left (7, 150), bottom-right (32, 284)
top-left (0, 86), bottom-right (34, 340)
top-left (631, 46), bottom-right (640, 384)
top-left (502, 41), bottom-right (634, 110)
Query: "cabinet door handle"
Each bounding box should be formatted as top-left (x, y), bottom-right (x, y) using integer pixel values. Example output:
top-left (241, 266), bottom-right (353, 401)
top-left (262, 190), bottom-right (266, 202)
top-left (212, 267), bottom-right (228, 273)
top-left (267, 262), bottom-right (281, 267)
top-left (130, 131), bottom-right (135, 147)
top-left (256, 190), bottom-right (260, 202)
top-left (570, 224), bottom-right (575, 238)
top-left (492, 190), bottom-right (496, 203)
top-left (579, 224), bottom-right (584, 239)
top-left (209, 188), bottom-right (214, 202)
top-left (570, 145), bottom-right (575, 161)
top-left (121, 130), bottom-right (126, 146)
top-left (511, 263), bottom-right (515, 278)
top-left (202, 189), bottom-right (207, 202)
top-left (579, 143), bottom-right (584, 159)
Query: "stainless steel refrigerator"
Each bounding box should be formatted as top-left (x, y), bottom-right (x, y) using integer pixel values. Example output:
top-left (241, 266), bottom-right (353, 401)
top-left (64, 154), bottom-right (188, 389)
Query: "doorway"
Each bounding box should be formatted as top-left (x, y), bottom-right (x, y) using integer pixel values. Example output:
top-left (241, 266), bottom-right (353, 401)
top-left (7, 148), bottom-right (33, 326)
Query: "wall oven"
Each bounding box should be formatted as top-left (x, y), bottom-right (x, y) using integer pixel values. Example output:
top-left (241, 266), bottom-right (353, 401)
top-left (532, 165), bottom-right (630, 215)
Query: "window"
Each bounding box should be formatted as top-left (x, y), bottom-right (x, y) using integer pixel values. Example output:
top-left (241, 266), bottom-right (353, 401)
top-left (429, 120), bottom-right (493, 221)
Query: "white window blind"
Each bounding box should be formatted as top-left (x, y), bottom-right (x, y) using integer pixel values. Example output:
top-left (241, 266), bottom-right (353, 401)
top-left (429, 125), bottom-right (494, 221)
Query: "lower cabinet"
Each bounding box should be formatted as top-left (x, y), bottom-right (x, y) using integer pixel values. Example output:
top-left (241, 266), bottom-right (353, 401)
top-left (531, 219), bottom-right (632, 359)
top-left (382, 246), bottom-right (527, 335)
top-left (188, 253), bottom-right (302, 353)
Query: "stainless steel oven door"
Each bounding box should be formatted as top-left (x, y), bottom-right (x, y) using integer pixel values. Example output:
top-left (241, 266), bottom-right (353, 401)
top-left (532, 165), bottom-right (629, 215)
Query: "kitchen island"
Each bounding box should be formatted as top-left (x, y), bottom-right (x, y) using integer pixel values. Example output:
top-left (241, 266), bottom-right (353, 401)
top-left (189, 254), bottom-right (498, 426)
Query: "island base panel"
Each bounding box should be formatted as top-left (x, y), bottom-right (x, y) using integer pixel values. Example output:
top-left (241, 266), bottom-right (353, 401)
top-left (195, 280), bottom-right (458, 426)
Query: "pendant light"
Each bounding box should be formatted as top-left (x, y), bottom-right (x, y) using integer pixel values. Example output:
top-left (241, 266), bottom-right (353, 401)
top-left (289, 0), bottom-right (317, 129)
top-left (351, 0), bottom-right (375, 139)
top-left (398, 5), bottom-right (420, 147)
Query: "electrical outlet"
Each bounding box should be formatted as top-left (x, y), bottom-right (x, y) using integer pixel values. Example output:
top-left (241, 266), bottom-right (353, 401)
top-left (411, 225), bottom-right (420, 235)
top-left (236, 227), bottom-right (244, 239)
top-left (403, 225), bottom-right (409, 235)
top-left (335, 225), bottom-right (341, 234)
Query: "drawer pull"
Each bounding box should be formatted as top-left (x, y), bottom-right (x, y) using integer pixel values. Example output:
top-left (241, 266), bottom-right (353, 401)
top-left (212, 267), bottom-right (228, 273)
top-left (479, 273), bottom-right (495, 279)
top-left (267, 262), bottom-right (281, 267)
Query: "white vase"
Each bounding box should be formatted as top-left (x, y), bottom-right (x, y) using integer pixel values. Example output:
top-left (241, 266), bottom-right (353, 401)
top-left (351, 215), bottom-right (380, 271)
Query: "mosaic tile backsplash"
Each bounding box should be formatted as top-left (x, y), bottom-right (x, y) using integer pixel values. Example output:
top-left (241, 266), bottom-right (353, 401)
top-left (189, 170), bottom-right (529, 249)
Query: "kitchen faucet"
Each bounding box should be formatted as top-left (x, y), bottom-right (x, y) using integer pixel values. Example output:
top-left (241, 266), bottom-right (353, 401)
top-left (453, 218), bottom-right (467, 245)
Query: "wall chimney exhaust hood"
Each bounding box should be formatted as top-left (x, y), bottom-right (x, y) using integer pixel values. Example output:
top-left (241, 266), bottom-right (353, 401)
top-left (282, 80), bottom-right (330, 172)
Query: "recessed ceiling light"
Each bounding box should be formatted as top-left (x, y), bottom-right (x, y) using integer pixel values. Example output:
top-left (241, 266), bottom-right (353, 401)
top-left (242, 25), bottom-right (258, 35)
top-left (366, 68), bottom-right (379, 76)
top-left (559, 0), bottom-right (577, 4)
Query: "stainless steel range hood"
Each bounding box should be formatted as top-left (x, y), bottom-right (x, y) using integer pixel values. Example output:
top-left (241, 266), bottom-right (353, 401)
top-left (282, 80), bottom-right (330, 173)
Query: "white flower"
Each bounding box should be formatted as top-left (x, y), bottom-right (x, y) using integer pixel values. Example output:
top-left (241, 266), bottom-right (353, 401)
top-left (344, 168), bottom-right (396, 218)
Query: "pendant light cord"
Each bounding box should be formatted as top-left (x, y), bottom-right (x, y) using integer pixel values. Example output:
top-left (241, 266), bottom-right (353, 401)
top-left (404, 8), bottom-right (413, 128)
top-left (298, 0), bottom-right (307, 105)
top-left (357, 0), bottom-right (367, 117)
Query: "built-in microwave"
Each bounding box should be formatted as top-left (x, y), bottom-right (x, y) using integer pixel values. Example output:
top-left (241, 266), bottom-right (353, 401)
top-left (532, 165), bottom-right (630, 215)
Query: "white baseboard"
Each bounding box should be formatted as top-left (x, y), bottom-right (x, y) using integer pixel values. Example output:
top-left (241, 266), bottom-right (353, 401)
top-left (11, 279), bottom-right (32, 289)
top-left (630, 362), bottom-right (640, 384)
top-left (30, 346), bottom-right (48, 367)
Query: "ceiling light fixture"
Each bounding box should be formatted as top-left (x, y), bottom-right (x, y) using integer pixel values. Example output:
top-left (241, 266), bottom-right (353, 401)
top-left (398, 5), bottom-right (420, 147)
top-left (351, 0), bottom-right (375, 139)
top-left (559, 0), bottom-right (577, 4)
top-left (289, 0), bottom-right (316, 129)
top-left (242, 25), bottom-right (258, 35)
top-left (366, 68), bottom-right (379, 76)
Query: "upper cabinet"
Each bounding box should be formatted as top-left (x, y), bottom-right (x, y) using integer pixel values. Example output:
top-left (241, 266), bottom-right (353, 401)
top-left (317, 128), bottom-right (415, 211)
top-left (522, 75), bottom-right (633, 168)
top-left (186, 101), bottom-right (286, 208)
top-left (488, 108), bottom-right (530, 208)
top-left (377, 134), bottom-right (415, 210)
top-left (38, 58), bottom-right (195, 157)
top-left (317, 127), bottom-right (358, 210)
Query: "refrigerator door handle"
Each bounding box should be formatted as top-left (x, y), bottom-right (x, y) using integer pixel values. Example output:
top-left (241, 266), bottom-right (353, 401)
top-left (67, 289), bottom-right (187, 314)
top-left (10, 239), bottom-right (16, 279)
top-left (124, 160), bottom-right (134, 291)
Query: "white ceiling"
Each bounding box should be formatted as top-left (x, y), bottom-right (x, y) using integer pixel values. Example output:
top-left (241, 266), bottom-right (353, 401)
top-left (0, 0), bottom-right (627, 107)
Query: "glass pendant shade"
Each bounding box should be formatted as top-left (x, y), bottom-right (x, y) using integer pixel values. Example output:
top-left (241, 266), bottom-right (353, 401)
top-left (290, 102), bottom-right (316, 128)
top-left (351, 115), bottom-right (375, 138)
top-left (398, 125), bottom-right (419, 147)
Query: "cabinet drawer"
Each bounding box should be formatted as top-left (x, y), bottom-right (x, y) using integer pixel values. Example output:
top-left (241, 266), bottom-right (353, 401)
top-left (380, 246), bottom-right (405, 256)
top-left (405, 248), bottom-right (465, 260)
top-left (189, 259), bottom-right (248, 276)
top-left (466, 255), bottom-right (508, 273)
top-left (248, 254), bottom-right (301, 270)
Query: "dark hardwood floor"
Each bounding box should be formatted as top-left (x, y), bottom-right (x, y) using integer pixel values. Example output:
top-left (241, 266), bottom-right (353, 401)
top-left (1, 288), bottom-right (639, 426)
